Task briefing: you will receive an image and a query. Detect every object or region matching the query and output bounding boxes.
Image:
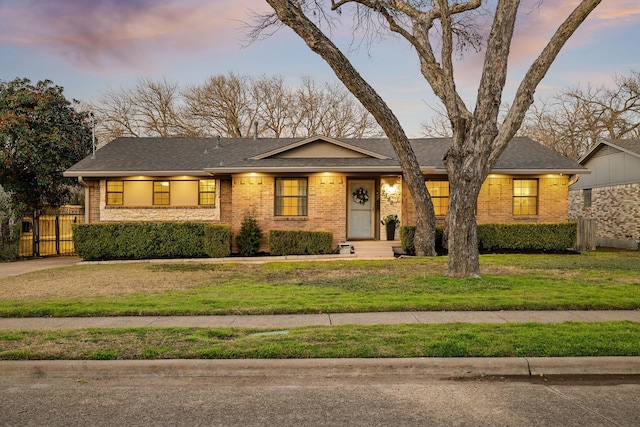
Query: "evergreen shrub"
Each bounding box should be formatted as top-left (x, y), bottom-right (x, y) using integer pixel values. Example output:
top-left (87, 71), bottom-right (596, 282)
top-left (269, 230), bottom-right (333, 256)
top-left (72, 222), bottom-right (231, 260)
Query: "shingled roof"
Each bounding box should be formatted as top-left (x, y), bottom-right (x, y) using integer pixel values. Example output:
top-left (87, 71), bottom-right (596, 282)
top-left (579, 139), bottom-right (640, 164)
top-left (64, 135), bottom-right (588, 177)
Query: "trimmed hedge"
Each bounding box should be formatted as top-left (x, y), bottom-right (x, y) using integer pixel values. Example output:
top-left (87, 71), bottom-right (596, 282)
top-left (269, 230), bottom-right (333, 256)
top-left (477, 222), bottom-right (577, 252)
top-left (400, 222), bottom-right (577, 255)
top-left (72, 222), bottom-right (231, 260)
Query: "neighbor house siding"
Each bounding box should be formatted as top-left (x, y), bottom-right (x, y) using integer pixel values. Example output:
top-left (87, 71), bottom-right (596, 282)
top-left (569, 183), bottom-right (640, 248)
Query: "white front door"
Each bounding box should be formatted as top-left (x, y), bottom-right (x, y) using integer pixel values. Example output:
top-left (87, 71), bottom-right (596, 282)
top-left (348, 180), bottom-right (375, 239)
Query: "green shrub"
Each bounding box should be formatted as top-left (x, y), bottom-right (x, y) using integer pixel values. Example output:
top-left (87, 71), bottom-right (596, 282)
top-left (400, 225), bottom-right (445, 255)
top-left (235, 215), bottom-right (263, 256)
top-left (477, 222), bottom-right (577, 252)
top-left (72, 222), bottom-right (231, 260)
top-left (269, 230), bottom-right (333, 256)
top-left (400, 223), bottom-right (576, 255)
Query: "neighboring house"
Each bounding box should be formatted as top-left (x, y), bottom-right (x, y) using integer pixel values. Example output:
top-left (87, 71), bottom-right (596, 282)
top-left (569, 139), bottom-right (640, 249)
top-left (64, 135), bottom-right (587, 252)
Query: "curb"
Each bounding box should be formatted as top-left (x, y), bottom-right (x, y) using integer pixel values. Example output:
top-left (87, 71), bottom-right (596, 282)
top-left (2, 357), bottom-right (639, 379)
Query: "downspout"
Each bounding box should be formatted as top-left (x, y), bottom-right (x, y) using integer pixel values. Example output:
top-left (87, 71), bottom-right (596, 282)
top-left (77, 177), bottom-right (90, 224)
top-left (567, 174), bottom-right (579, 186)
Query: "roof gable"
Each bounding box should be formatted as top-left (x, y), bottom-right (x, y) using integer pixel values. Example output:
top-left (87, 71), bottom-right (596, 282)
top-left (249, 135), bottom-right (391, 160)
top-left (579, 139), bottom-right (640, 164)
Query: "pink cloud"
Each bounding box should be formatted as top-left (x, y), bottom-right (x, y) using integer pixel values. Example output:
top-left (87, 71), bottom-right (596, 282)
top-left (0, 0), bottom-right (270, 73)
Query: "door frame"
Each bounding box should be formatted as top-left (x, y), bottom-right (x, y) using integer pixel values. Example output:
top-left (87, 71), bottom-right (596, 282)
top-left (347, 178), bottom-right (378, 240)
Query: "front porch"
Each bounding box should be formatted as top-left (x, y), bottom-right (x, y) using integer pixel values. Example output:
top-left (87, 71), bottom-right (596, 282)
top-left (346, 240), bottom-right (401, 258)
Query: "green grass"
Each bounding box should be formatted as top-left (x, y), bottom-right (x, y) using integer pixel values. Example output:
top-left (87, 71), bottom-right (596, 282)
top-left (0, 322), bottom-right (637, 360)
top-left (0, 252), bottom-right (638, 317)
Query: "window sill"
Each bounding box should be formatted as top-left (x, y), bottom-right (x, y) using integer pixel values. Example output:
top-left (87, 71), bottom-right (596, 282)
top-left (274, 216), bottom-right (309, 221)
top-left (106, 205), bottom-right (215, 209)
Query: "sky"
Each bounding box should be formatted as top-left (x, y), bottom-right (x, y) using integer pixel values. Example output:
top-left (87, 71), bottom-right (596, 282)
top-left (1, 0), bottom-right (639, 137)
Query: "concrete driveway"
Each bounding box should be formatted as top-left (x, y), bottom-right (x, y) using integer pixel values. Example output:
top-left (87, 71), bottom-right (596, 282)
top-left (0, 256), bottom-right (81, 280)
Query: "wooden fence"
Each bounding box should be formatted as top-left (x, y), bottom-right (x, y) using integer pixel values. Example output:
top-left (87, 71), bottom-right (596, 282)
top-left (575, 218), bottom-right (596, 251)
top-left (19, 206), bottom-right (84, 257)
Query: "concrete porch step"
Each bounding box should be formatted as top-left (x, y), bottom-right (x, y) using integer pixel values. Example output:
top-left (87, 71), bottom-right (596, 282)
top-left (346, 240), bottom-right (399, 258)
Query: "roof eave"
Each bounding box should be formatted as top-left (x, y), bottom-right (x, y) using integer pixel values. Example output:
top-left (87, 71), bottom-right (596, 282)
top-left (63, 170), bottom-right (211, 178)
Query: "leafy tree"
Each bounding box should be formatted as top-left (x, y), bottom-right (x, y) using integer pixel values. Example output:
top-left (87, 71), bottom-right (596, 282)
top-left (256, 0), bottom-right (601, 277)
top-left (0, 78), bottom-right (92, 214)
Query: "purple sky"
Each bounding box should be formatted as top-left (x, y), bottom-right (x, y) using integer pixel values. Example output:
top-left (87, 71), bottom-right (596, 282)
top-left (1, 0), bottom-right (639, 137)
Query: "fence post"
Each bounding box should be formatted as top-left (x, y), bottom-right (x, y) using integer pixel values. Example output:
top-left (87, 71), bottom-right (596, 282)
top-left (576, 218), bottom-right (596, 251)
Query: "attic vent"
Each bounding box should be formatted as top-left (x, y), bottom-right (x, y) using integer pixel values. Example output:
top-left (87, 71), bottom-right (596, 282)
top-left (593, 145), bottom-right (621, 158)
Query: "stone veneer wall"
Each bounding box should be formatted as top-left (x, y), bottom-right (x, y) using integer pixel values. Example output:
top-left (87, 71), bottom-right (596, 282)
top-left (569, 183), bottom-right (640, 248)
top-left (89, 179), bottom-right (220, 223)
top-left (403, 175), bottom-right (570, 226)
top-left (380, 176), bottom-right (402, 240)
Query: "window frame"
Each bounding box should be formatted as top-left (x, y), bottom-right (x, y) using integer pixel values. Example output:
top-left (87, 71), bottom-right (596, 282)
top-left (583, 188), bottom-right (592, 208)
top-left (106, 180), bottom-right (124, 206)
top-left (512, 178), bottom-right (538, 216)
top-left (153, 180), bottom-right (170, 206)
top-left (274, 177), bottom-right (308, 217)
top-left (425, 180), bottom-right (449, 216)
top-left (198, 179), bottom-right (216, 206)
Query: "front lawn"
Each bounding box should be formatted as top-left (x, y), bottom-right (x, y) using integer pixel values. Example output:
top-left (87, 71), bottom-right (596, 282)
top-left (0, 251), bottom-right (638, 317)
top-left (1, 322), bottom-right (638, 360)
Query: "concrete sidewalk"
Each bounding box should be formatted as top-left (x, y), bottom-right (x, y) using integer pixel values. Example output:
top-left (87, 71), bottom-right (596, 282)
top-left (1, 310), bottom-right (639, 330)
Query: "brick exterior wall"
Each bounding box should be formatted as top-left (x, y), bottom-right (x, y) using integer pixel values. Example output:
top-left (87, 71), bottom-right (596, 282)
top-left (82, 173), bottom-right (572, 254)
top-left (569, 183), bottom-right (640, 247)
top-left (402, 174), bottom-right (570, 226)
top-left (230, 174), bottom-right (349, 252)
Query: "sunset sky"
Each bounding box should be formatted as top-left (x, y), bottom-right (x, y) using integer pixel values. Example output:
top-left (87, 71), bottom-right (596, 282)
top-left (1, 0), bottom-right (639, 137)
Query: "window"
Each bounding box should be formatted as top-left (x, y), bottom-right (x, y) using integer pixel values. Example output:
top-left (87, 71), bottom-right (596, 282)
top-left (583, 188), bottom-right (592, 208)
top-left (153, 181), bottom-right (170, 205)
top-left (199, 179), bottom-right (216, 206)
top-left (275, 178), bottom-right (307, 216)
top-left (106, 180), bottom-right (124, 205)
top-left (513, 179), bottom-right (538, 215)
top-left (426, 180), bottom-right (449, 216)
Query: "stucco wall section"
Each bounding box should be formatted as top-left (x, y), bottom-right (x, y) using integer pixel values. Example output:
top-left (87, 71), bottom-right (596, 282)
top-left (569, 183), bottom-right (640, 242)
top-left (97, 179), bottom-right (220, 223)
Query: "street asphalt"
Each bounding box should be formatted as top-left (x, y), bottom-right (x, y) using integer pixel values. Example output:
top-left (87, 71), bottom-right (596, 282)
top-left (1, 255), bottom-right (639, 378)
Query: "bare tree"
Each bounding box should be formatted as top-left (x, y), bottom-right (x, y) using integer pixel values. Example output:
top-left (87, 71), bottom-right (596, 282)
top-left (95, 78), bottom-right (198, 141)
top-left (183, 72), bottom-right (256, 138)
top-left (256, 0), bottom-right (601, 277)
top-left (421, 103), bottom-right (453, 138)
top-left (295, 76), bottom-right (380, 137)
top-left (520, 70), bottom-right (640, 159)
top-left (252, 74), bottom-right (295, 138)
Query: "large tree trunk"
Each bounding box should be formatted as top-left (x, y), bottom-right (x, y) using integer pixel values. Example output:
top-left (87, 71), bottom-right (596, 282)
top-left (264, 0), bottom-right (436, 256)
top-left (445, 169), bottom-right (483, 277)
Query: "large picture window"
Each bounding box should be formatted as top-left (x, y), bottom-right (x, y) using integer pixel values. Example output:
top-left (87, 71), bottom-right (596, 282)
top-left (275, 178), bottom-right (307, 216)
top-left (513, 179), bottom-right (538, 215)
top-left (153, 181), bottom-right (170, 205)
top-left (426, 180), bottom-right (449, 216)
top-left (199, 179), bottom-right (216, 206)
top-left (106, 180), bottom-right (123, 205)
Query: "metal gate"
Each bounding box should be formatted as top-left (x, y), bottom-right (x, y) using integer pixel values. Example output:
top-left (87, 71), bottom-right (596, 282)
top-left (19, 206), bottom-right (84, 257)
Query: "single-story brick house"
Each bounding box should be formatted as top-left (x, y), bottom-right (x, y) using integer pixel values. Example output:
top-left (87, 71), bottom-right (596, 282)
top-left (64, 135), bottom-right (587, 251)
top-left (569, 139), bottom-right (640, 249)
